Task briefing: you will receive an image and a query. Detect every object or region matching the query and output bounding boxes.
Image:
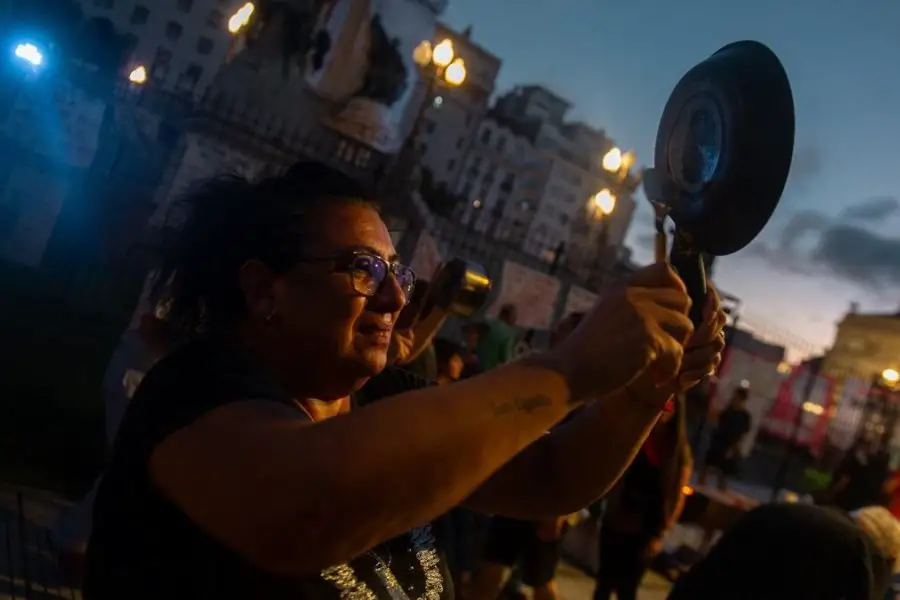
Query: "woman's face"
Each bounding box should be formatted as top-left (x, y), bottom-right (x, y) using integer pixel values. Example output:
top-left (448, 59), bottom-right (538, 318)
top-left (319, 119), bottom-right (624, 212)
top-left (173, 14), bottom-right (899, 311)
top-left (242, 203), bottom-right (408, 397)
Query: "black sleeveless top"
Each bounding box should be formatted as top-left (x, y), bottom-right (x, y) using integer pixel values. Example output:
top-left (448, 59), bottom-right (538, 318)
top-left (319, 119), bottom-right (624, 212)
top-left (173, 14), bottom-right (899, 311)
top-left (83, 339), bottom-right (454, 600)
top-left (607, 447), bottom-right (666, 537)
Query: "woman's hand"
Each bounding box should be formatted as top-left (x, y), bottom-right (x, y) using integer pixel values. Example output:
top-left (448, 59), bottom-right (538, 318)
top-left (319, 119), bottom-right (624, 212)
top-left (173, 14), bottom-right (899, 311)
top-left (676, 285), bottom-right (727, 392)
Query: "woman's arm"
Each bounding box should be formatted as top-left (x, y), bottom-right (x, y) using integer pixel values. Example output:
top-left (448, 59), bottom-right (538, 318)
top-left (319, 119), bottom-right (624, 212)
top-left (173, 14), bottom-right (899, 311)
top-left (149, 262), bottom-right (691, 576)
top-left (465, 309), bottom-right (724, 518)
top-left (151, 357), bottom-right (577, 576)
top-left (464, 386), bottom-right (665, 517)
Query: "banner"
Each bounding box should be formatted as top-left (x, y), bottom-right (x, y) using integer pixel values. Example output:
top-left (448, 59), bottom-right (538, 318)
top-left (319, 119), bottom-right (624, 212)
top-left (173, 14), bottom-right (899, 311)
top-left (409, 231), bottom-right (442, 281)
top-left (488, 261), bottom-right (560, 330)
top-left (304, 0), bottom-right (437, 153)
top-left (563, 285), bottom-right (598, 318)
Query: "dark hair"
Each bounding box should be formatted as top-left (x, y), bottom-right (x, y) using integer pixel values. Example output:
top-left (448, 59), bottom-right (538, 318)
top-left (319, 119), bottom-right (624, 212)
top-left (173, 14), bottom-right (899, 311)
top-left (433, 338), bottom-right (462, 371)
top-left (156, 162), bottom-right (379, 333)
top-left (499, 304), bottom-right (516, 319)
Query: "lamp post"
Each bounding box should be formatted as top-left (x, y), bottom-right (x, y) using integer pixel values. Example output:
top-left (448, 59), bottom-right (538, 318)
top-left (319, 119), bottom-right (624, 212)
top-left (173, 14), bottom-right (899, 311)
top-left (602, 146), bottom-right (636, 181)
top-left (382, 38), bottom-right (466, 198)
top-left (586, 188), bottom-right (616, 281)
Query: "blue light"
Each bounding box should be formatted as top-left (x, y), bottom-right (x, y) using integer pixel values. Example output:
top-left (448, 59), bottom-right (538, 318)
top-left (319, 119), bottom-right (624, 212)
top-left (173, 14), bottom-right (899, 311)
top-left (14, 43), bottom-right (44, 67)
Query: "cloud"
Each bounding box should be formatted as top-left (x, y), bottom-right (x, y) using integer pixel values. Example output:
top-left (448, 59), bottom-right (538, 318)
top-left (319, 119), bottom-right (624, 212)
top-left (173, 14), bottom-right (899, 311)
top-left (813, 226), bottom-right (900, 286)
top-left (841, 196), bottom-right (899, 221)
top-left (739, 197), bottom-right (900, 290)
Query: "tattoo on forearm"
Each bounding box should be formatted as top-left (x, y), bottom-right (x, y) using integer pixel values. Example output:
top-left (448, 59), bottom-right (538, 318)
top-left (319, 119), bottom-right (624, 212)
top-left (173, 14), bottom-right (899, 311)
top-left (492, 394), bottom-right (553, 416)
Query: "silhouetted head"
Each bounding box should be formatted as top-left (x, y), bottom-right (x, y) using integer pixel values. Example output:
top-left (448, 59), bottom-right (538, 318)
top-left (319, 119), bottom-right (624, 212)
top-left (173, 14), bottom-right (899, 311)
top-left (499, 304), bottom-right (517, 326)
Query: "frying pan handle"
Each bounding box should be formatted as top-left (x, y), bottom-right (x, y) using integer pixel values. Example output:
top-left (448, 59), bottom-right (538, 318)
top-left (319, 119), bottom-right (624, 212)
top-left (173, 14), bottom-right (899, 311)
top-left (669, 238), bottom-right (707, 328)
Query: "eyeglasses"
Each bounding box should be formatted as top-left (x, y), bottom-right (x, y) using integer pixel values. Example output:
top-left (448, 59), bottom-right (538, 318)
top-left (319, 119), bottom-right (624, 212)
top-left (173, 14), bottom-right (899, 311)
top-left (298, 251), bottom-right (417, 304)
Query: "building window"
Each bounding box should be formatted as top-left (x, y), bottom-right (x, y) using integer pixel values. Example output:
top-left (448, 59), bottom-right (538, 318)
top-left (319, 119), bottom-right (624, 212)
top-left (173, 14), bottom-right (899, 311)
top-left (151, 47), bottom-right (172, 79)
top-left (94, 0), bottom-right (114, 7)
top-left (166, 21), bottom-right (183, 41)
top-left (447, 159), bottom-right (456, 172)
top-left (197, 36), bottom-right (214, 55)
top-left (130, 5), bottom-right (150, 24)
top-left (424, 120), bottom-right (436, 134)
top-left (456, 137), bottom-right (465, 149)
top-left (497, 136), bottom-right (507, 152)
top-left (207, 9), bottom-right (223, 28)
top-left (177, 0), bottom-right (193, 12)
top-left (480, 128), bottom-right (492, 144)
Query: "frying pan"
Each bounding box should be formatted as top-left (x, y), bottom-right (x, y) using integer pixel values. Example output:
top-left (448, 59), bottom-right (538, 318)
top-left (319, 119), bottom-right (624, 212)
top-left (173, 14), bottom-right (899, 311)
top-left (395, 259), bottom-right (492, 330)
top-left (650, 40), bottom-right (795, 325)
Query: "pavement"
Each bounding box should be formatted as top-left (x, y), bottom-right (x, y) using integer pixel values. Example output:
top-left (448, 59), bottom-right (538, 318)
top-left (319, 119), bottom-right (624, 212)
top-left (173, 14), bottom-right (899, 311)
top-left (557, 561), bottom-right (671, 600)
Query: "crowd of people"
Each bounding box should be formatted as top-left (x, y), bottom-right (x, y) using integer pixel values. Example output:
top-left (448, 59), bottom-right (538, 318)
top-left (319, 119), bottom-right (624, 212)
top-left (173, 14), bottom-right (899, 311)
top-left (48, 161), bottom-right (900, 600)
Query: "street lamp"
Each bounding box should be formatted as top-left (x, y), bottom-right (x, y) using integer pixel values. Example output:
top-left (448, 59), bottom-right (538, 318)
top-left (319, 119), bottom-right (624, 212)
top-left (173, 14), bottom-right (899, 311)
top-left (128, 65), bottom-right (148, 85)
top-left (382, 38), bottom-right (468, 197)
top-left (413, 39), bottom-right (467, 87)
top-left (602, 147), bottom-right (623, 173)
top-left (602, 147), bottom-right (636, 178)
top-left (590, 189), bottom-right (616, 219)
top-left (227, 2), bottom-right (256, 34)
top-left (882, 368), bottom-right (900, 388)
top-left (13, 43), bottom-right (44, 68)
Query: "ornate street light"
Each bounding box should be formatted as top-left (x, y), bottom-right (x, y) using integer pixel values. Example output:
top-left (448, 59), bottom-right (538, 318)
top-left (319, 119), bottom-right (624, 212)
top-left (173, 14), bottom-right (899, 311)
top-left (128, 65), bottom-right (148, 85)
top-left (413, 39), bottom-right (467, 87)
top-left (227, 2), bottom-right (256, 35)
top-left (590, 188), bottom-right (616, 219)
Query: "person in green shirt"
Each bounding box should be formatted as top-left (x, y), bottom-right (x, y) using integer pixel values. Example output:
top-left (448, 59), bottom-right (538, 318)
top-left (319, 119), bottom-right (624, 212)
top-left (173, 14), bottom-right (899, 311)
top-left (477, 304), bottom-right (517, 371)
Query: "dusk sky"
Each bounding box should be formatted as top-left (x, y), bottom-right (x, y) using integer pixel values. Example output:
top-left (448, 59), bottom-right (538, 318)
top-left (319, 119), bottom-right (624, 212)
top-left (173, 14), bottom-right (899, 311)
top-left (442, 0), bottom-right (900, 357)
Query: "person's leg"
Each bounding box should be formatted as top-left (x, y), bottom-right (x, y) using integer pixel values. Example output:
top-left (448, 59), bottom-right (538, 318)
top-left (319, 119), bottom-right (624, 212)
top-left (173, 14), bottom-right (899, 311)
top-left (522, 536), bottom-right (564, 600)
top-left (469, 517), bottom-right (526, 600)
top-left (610, 537), bottom-right (651, 600)
top-left (592, 526), bottom-right (620, 600)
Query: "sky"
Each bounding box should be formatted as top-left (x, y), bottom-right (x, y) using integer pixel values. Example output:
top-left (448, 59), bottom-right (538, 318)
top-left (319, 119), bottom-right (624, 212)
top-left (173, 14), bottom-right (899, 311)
top-left (441, 0), bottom-right (900, 357)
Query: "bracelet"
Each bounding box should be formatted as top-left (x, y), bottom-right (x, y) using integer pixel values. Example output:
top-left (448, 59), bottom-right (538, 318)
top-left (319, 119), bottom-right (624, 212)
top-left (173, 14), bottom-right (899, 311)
top-left (625, 385), bottom-right (674, 414)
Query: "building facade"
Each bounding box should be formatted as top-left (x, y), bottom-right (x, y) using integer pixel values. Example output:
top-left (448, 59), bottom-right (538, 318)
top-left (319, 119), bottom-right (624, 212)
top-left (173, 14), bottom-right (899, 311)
top-left (452, 114), bottom-right (543, 244)
top-left (823, 305), bottom-right (900, 380)
top-left (458, 85), bottom-right (639, 272)
top-left (77, 0), bottom-right (246, 96)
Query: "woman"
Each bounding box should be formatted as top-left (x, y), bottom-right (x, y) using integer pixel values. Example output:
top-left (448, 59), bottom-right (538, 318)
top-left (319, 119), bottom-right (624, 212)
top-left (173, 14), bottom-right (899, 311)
top-left (84, 161), bottom-right (724, 599)
top-left (593, 394), bottom-right (693, 600)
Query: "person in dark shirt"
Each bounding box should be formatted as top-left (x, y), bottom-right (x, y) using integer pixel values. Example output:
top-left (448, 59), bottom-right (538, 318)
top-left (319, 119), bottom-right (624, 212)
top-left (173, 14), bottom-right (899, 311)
top-left (84, 161), bottom-right (726, 599)
top-left (667, 503), bottom-right (900, 600)
top-left (698, 386), bottom-right (752, 490)
top-left (821, 438), bottom-right (888, 513)
top-left (594, 393), bottom-right (693, 600)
